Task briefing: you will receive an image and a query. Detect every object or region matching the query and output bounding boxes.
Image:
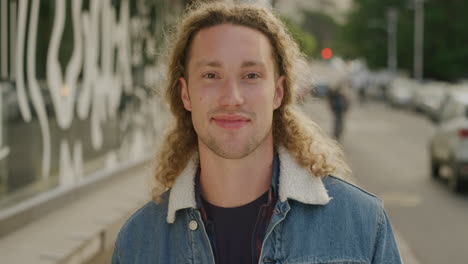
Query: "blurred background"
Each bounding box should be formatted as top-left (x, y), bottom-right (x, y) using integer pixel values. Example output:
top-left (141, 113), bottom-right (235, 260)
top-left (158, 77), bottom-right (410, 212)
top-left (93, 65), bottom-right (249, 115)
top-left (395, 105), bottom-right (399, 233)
top-left (1, 0), bottom-right (467, 263)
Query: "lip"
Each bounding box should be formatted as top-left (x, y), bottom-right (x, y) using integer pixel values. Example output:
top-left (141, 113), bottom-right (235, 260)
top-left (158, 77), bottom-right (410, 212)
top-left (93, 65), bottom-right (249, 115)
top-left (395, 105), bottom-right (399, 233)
top-left (211, 115), bottom-right (250, 129)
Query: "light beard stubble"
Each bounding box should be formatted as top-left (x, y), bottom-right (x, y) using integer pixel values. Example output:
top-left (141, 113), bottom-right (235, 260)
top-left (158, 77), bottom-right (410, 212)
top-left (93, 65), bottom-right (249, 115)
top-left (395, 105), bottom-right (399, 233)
top-left (199, 109), bottom-right (273, 159)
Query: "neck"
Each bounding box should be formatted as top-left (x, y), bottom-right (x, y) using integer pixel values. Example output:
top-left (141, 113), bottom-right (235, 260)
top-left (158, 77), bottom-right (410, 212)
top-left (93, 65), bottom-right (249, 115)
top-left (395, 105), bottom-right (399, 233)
top-left (198, 134), bottom-right (274, 208)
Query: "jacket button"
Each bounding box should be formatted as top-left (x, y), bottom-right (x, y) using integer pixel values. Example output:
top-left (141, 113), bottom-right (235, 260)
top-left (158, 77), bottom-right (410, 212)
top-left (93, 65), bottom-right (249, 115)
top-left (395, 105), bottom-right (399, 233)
top-left (273, 208), bottom-right (281, 215)
top-left (263, 257), bottom-right (275, 263)
top-left (189, 220), bottom-right (198, 231)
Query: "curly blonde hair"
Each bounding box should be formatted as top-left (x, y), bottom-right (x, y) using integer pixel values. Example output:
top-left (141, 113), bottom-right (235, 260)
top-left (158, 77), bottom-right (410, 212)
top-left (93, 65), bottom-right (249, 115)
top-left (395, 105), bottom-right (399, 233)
top-left (152, 1), bottom-right (350, 201)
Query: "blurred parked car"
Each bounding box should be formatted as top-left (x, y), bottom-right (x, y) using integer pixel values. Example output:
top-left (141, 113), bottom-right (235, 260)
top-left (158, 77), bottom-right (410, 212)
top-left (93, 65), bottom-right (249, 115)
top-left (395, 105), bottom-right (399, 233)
top-left (311, 82), bottom-right (330, 97)
top-left (310, 61), bottom-right (338, 98)
top-left (432, 83), bottom-right (468, 122)
top-left (411, 81), bottom-right (447, 120)
top-left (366, 70), bottom-right (393, 101)
top-left (429, 89), bottom-right (468, 192)
top-left (386, 77), bottom-right (421, 108)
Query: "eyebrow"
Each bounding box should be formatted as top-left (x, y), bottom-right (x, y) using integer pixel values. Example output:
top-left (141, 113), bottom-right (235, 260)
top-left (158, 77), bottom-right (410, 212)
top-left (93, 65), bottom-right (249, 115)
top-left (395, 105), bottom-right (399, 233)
top-left (241, 60), bottom-right (266, 68)
top-left (195, 60), bottom-right (222, 68)
top-left (194, 60), bottom-right (266, 68)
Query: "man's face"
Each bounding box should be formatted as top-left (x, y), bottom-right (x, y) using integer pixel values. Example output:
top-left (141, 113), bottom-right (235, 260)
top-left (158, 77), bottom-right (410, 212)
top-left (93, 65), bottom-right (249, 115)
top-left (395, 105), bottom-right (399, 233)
top-left (180, 24), bottom-right (284, 159)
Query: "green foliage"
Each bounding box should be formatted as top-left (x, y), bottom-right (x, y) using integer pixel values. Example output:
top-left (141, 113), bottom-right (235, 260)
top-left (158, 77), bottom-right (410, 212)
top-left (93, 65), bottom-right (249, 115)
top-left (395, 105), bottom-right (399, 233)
top-left (340, 0), bottom-right (468, 81)
top-left (300, 33), bottom-right (318, 58)
top-left (423, 0), bottom-right (468, 81)
top-left (300, 10), bottom-right (339, 54)
top-left (281, 17), bottom-right (317, 58)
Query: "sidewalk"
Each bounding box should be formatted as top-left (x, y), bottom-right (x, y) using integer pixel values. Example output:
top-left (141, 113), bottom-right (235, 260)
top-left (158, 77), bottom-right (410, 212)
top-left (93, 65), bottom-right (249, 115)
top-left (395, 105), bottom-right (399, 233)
top-left (0, 160), bottom-right (152, 264)
top-left (302, 97), bottom-right (421, 264)
top-left (0, 97), bottom-right (421, 263)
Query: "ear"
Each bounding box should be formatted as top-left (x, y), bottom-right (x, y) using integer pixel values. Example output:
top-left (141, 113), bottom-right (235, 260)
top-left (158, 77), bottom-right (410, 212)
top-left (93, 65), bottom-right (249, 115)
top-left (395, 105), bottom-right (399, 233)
top-left (179, 77), bottom-right (192, 111)
top-left (274, 76), bottom-right (285, 109)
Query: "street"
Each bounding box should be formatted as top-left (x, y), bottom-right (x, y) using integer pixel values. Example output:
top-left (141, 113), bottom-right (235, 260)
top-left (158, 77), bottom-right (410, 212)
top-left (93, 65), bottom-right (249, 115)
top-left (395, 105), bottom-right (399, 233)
top-left (303, 96), bottom-right (468, 264)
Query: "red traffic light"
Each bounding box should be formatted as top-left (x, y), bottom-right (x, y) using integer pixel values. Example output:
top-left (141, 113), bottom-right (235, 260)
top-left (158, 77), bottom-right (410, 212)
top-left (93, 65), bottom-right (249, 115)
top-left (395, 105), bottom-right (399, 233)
top-left (321, 48), bottom-right (333, 60)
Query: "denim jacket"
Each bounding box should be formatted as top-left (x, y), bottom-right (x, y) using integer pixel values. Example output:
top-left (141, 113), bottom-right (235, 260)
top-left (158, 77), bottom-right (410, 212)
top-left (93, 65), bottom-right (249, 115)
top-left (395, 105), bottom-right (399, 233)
top-left (112, 146), bottom-right (402, 264)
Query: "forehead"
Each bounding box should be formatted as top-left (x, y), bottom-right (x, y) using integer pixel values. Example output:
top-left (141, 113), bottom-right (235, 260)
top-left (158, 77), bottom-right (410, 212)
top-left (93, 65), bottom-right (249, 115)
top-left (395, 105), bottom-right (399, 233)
top-left (187, 23), bottom-right (274, 67)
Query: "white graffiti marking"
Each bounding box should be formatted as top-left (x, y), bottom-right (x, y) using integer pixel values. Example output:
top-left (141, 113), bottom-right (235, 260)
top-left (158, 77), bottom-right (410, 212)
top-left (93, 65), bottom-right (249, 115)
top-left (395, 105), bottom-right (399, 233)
top-left (77, 0), bottom-right (99, 121)
top-left (27, 0), bottom-right (51, 178)
top-left (59, 140), bottom-right (83, 187)
top-left (14, 0), bottom-right (132, 180)
top-left (1, 0), bottom-right (7, 78)
top-left (0, 148), bottom-right (8, 162)
top-left (78, 0), bottom-right (132, 149)
top-left (15, 0), bottom-right (32, 122)
top-left (90, 0), bottom-right (131, 149)
top-left (0, 88), bottom-right (10, 161)
top-left (47, 0), bottom-right (83, 129)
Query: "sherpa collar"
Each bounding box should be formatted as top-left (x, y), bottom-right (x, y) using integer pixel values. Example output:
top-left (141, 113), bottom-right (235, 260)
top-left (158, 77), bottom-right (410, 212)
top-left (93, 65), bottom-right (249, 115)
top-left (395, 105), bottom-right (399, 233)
top-left (166, 145), bottom-right (331, 223)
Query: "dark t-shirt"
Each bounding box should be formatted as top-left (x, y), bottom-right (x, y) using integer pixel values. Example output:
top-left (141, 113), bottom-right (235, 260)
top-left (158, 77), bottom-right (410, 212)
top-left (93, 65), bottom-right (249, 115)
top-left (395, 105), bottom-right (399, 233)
top-left (201, 191), bottom-right (268, 264)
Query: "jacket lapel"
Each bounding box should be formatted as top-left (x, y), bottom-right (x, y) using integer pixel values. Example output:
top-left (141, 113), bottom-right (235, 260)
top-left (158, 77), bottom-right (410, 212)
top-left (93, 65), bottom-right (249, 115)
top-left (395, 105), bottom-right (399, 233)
top-left (166, 146), bottom-right (331, 224)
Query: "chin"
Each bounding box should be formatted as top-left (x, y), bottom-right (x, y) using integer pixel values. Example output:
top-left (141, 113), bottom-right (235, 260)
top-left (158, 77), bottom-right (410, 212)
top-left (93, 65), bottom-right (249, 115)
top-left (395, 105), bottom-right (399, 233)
top-left (221, 149), bottom-right (253, 159)
top-left (199, 129), bottom-right (271, 159)
top-left (204, 138), bottom-right (256, 159)
top-left (215, 142), bottom-right (254, 159)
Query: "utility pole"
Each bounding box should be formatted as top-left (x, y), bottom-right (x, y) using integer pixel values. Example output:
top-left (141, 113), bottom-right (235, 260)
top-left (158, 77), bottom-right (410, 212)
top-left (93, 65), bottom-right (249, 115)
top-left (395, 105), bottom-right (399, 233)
top-left (414, 0), bottom-right (424, 82)
top-left (387, 8), bottom-right (398, 75)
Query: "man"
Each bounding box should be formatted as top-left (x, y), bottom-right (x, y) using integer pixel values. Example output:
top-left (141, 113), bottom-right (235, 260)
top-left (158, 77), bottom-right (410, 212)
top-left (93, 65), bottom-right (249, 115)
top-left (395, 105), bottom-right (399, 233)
top-left (328, 82), bottom-right (350, 141)
top-left (112, 2), bottom-right (402, 264)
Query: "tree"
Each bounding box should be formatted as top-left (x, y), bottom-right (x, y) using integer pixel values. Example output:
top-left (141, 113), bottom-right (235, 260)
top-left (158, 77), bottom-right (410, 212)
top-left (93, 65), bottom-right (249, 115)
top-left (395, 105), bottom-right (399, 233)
top-left (339, 0), bottom-right (468, 81)
top-left (337, 0), bottom-right (408, 68)
top-left (281, 17), bottom-right (318, 58)
top-left (300, 10), bottom-right (339, 55)
top-left (423, 0), bottom-right (468, 81)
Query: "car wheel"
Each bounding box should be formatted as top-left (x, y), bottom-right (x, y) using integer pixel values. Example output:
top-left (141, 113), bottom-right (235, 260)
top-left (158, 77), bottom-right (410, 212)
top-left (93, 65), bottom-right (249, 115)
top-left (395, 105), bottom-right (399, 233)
top-left (449, 161), bottom-right (467, 193)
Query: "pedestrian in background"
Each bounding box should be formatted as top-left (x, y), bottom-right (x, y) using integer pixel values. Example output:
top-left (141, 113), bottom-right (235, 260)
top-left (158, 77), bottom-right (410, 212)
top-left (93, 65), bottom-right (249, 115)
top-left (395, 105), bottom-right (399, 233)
top-left (328, 80), bottom-right (350, 141)
top-left (112, 2), bottom-right (402, 264)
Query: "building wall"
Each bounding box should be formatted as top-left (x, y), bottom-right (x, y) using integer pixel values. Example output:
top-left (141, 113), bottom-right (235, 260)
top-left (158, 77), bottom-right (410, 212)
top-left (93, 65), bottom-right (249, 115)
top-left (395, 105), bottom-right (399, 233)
top-left (0, 0), bottom-right (183, 211)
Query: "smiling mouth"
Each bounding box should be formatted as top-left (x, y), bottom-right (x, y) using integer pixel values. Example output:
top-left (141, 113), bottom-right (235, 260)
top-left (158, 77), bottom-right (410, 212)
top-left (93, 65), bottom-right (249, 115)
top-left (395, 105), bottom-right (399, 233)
top-left (211, 115), bottom-right (250, 129)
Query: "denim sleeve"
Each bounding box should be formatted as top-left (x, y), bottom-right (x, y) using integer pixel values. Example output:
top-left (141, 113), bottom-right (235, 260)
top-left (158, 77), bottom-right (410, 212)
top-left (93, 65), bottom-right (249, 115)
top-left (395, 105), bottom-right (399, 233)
top-left (111, 241), bottom-right (121, 264)
top-left (372, 205), bottom-right (403, 264)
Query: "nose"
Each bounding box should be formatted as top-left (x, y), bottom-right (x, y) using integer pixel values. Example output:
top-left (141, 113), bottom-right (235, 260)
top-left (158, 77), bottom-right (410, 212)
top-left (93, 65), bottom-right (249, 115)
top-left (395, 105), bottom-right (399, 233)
top-left (218, 77), bottom-right (245, 107)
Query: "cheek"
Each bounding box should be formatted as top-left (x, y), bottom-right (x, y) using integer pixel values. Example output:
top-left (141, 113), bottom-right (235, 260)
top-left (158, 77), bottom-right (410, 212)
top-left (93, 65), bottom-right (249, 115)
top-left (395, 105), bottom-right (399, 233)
top-left (187, 84), bottom-right (208, 107)
top-left (250, 89), bottom-right (276, 121)
top-left (188, 86), bottom-right (216, 122)
top-left (250, 85), bottom-right (276, 107)
top-left (191, 92), bottom-right (212, 112)
top-left (192, 83), bottom-right (219, 102)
